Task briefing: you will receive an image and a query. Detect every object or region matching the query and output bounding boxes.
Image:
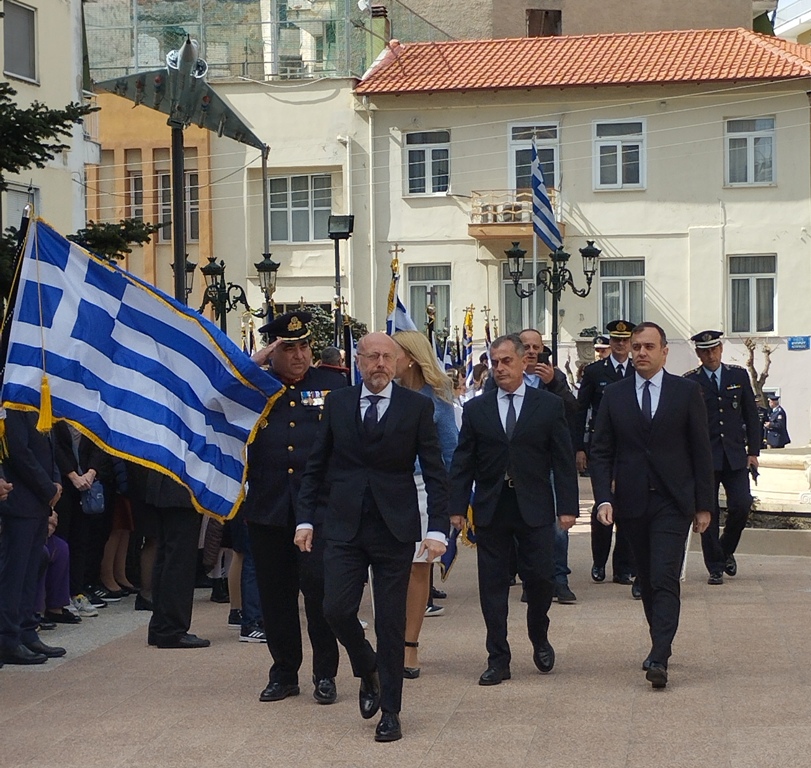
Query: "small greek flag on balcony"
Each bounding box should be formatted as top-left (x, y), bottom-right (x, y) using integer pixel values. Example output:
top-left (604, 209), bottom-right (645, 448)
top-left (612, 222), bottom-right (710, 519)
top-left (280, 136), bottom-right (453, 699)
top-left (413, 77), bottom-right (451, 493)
top-left (1, 220), bottom-right (283, 521)
top-left (531, 140), bottom-right (562, 253)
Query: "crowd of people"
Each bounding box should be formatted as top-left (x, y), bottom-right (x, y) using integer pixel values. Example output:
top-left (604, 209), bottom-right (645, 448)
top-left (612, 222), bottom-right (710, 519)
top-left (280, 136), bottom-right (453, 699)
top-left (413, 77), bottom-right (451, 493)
top-left (0, 308), bottom-right (786, 742)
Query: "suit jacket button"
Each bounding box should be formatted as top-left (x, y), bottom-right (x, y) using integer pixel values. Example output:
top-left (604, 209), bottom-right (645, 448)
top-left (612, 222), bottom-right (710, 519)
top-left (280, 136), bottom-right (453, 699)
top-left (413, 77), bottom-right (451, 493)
top-left (288, 468), bottom-right (294, 474)
top-left (287, 445), bottom-right (294, 452)
top-left (289, 421), bottom-right (296, 428)
top-left (290, 401), bottom-right (296, 407)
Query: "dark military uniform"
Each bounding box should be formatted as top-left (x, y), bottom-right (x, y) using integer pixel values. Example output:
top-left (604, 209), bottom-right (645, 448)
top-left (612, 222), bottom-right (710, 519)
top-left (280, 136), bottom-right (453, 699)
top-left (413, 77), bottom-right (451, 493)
top-left (576, 355), bottom-right (636, 579)
top-left (683, 362), bottom-right (760, 576)
top-left (765, 400), bottom-right (789, 448)
top-left (243, 364), bottom-right (347, 690)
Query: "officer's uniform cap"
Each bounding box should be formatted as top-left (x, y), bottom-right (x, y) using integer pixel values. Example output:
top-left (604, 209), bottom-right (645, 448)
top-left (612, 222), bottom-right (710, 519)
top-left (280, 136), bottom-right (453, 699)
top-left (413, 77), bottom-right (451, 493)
top-left (606, 320), bottom-right (635, 339)
top-left (593, 335), bottom-right (610, 349)
top-left (691, 330), bottom-right (723, 349)
top-left (258, 310), bottom-right (313, 341)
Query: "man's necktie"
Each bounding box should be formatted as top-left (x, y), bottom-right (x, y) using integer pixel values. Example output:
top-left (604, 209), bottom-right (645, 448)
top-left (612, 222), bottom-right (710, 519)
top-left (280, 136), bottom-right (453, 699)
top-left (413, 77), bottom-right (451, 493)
top-left (642, 380), bottom-right (652, 424)
top-left (364, 395), bottom-right (383, 430)
top-left (616, 363), bottom-right (624, 377)
top-left (505, 393), bottom-right (517, 439)
top-left (711, 372), bottom-right (719, 393)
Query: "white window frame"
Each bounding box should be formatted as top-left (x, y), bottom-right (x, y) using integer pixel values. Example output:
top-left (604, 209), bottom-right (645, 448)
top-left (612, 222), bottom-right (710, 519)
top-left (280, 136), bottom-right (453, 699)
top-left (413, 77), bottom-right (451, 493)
top-left (725, 117), bottom-right (775, 186)
top-left (507, 123), bottom-right (560, 190)
top-left (403, 131), bottom-right (450, 196)
top-left (728, 254), bottom-right (776, 335)
top-left (126, 172), bottom-right (144, 221)
top-left (158, 172), bottom-right (199, 243)
top-left (405, 264), bottom-right (452, 332)
top-left (3, 1), bottom-right (37, 83)
top-left (593, 119), bottom-right (646, 190)
top-left (4, 183), bottom-right (40, 229)
top-left (500, 261), bottom-right (547, 335)
top-left (268, 173), bottom-right (332, 243)
top-left (598, 259), bottom-right (645, 330)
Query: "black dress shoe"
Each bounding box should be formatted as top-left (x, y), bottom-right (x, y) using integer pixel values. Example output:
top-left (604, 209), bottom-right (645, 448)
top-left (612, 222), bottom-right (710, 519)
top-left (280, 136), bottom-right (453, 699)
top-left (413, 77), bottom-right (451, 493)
top-left (403, 666), bottom-right (420, 679)
top-left (707, 572), bottom-right (724, 585)
top-left (312, 677), bottom-right (337, 704)
top-left (374, 712), bottom-right (402, 742)
top-left (533, 641), bottom-right (555, 674)
top-left (554, 584), bottom-right (577, 604)
top-left (44, 608), bottom-right (81, 624)
top-left (613, 573), bottom-right (634, 586)
top-left (478, 665), bottom-right (511, 685)
top-left (591, 565), bottom-right (606, 583)
top-left (431, 586), bottom-right (447, 600)
top-left (155, 633), bottom-right (210, 649)
top-left (359, 669), bottom-right (381, 719)
top-left (641, 655), bottom-right (652, 671)
top-left (631, 578), bottom-right (642, 600)
top-left (0, 644), bottom-right (47, 665)
top-left (134, 593), bottom-right (154, 611)
top-left (24, 639), bottom-right (66, 658)
top-left (259, 681), bottom-right (300, 702)
top-left (646, 662), bottom-right (668, 689)
top-left (724, 554), bottom-right (737, 577)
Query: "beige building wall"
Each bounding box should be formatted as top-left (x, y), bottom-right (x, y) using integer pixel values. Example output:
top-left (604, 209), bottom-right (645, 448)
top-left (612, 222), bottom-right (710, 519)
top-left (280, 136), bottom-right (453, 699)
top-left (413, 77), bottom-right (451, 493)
top-left (392, 0), bottom-right (753, 40)
top-left (0, 0), bottom-right (94, 234)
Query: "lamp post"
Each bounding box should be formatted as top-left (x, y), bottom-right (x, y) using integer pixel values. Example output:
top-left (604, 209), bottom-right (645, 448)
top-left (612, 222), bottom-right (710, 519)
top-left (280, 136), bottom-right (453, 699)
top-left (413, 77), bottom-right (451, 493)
top-left (171, 255), bottom-right (197, 301)
top-left (506, 240), bottom-right (601, 364)
top-left (199, 256), bottom-right (269, 334)
top-left (254, 252), bottom-right (280, 320)
top-left (328, 214), bottom-right (354, 347)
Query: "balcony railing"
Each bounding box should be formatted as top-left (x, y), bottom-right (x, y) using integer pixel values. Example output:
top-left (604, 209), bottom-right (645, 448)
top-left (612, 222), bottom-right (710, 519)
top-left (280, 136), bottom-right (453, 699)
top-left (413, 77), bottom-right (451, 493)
top-left (470, 188), bottom-right (560, 225)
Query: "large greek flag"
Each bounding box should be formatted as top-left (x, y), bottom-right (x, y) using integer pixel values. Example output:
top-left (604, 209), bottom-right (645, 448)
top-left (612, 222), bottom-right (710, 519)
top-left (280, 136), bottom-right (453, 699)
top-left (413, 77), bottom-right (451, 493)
top-left (385, 274), bottom-right (418, 334)
top-left (1, 220), bottom-right (283, 520)
top-left (531, 140), bottom-right (563, 253)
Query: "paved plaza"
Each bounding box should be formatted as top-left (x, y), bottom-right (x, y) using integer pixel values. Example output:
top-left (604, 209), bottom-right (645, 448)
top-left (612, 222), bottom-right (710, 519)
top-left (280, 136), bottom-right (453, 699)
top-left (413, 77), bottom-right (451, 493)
top-left (2, 483), bottom-right (811, 768)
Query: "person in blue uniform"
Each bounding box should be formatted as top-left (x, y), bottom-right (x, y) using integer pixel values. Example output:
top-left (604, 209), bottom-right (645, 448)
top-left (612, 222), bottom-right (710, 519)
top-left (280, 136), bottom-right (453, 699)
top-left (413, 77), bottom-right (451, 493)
top-left (764, 394), bottom-right (790, 448)
top-left (684, 330), bottom-right (761, 584)
top-left (243, 311), bottom-right (347, 705)
top-left (575, 320), bottom-right (638, 593)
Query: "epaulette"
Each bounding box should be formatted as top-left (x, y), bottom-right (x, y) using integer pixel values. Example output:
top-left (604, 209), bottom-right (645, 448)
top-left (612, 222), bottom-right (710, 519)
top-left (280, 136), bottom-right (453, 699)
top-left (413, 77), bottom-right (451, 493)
top-left (726, 364), bottom-right (746, 371)
top-left (682, 366), bottom-right (701, 377)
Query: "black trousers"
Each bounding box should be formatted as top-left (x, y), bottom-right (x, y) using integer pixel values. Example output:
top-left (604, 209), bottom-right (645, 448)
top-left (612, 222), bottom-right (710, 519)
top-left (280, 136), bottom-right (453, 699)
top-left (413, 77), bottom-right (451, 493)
top-left (322, 492), bottom-right (413, 715)
top-left (148, 505), bottom-right (201, 642)
top-left (53, 483), bottom-right (89, 596)
top-left (0, 514), bottom-right (48, 650)
top-left (475, 485), bottom-right (555, 670)
top-left (620, 493), bottom-right (691, 666)
top-left (701, 459), bottom-right (751, 574)
top-left (248, 520), bottom-right (339, 686)
top-left (591, 504), bottom-right (636, 576)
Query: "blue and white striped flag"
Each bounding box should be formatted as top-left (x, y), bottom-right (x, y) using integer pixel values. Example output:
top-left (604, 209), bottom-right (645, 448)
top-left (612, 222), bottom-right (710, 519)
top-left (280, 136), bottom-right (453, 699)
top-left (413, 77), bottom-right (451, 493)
top-left (1, 220), bottom-right (283, 521)
top-left (385, 292), bottom-right (418, 335)
top-left (531, 140), bottom-right (562, 253)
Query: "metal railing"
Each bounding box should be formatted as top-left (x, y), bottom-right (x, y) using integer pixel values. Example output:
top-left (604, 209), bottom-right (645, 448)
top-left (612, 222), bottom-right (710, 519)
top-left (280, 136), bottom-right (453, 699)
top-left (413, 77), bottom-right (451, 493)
top-left (470, 188), bottom-right (560, 225)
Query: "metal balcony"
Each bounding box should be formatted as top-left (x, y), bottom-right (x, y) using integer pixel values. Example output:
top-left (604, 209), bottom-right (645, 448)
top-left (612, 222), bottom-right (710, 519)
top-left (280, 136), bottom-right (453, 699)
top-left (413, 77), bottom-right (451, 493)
top-left (468, 188), bottom-right (562, 240)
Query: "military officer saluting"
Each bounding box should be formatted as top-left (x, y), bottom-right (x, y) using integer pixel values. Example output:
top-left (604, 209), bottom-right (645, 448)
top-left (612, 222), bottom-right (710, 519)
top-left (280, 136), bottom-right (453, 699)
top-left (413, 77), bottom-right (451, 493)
top-left (575, 320), bottom-right (638, 592)
top-left (242, 311), bottom-right (347, 705)
top-left (684, 330), bottom-right (761, 584)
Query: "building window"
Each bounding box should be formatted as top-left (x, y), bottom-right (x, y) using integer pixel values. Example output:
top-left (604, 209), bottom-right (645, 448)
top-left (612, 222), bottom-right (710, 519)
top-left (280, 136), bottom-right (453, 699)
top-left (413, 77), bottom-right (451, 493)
top-left (127, 172), bottom-right (144, 221)
top-left (599, 260), bottom-right (644, 330)
top-left (594, 121), bottom-right (645, 189)
top-left (726, 117), bottom-right (775, 185)
top-left (269, 174), bottom-right (331, 242)
top-left (509, 124), bottom-right (559, 190)
top-left (405, 131), bottom-right (450, 195)
top-left (3, 1), bottom-right (36, 82)
top-left (527, 9), bottom-right (562, 37)
top-left (158, 172), bottom-right (199, 243)
top-left (501, 261), bottom-right (546, 335)
top-left (729, 254), bottom-right (775, 333)
top-left (4, 184), bottom-right (39, 230)
top-left (406, 265), bottom-right (451, 331)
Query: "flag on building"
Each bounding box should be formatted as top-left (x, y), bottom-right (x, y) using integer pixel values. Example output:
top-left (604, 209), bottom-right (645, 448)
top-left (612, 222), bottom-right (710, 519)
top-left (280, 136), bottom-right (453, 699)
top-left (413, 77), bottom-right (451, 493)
top-left (531, 140), bottom-right (563, 253)
top-left (1, 220), bottom-right (283, 521)
top-left (385, 270), bottom-right (417, 334)
top-left (461, 306), bottom-right (474, 383)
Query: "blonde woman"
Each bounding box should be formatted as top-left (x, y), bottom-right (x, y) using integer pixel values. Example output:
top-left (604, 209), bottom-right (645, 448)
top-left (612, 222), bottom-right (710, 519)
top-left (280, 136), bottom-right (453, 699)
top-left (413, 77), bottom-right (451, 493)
top-left (392, 331), bottom-right (458, 678)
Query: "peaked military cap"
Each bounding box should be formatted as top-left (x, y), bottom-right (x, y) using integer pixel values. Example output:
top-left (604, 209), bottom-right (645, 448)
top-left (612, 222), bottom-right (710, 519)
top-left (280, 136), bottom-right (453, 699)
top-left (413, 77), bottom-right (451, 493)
top-left (606, 320), bottom-right (635, 338)
top-left (691, 329), bottom-right (723, 349)
top-left (593, 335), bottom-right (610, 349)
top-left (258, 310), bottom-right (313, 341)
top-left (767, 393), bottom-right (780, 401)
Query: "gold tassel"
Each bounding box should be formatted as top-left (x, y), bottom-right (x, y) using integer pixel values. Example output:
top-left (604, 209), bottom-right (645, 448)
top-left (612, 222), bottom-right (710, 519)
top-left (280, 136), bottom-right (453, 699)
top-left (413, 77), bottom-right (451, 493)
top-left (36, 375), bottom-right (54, 433)
top-left (0, 418), bottom-right (8, 461)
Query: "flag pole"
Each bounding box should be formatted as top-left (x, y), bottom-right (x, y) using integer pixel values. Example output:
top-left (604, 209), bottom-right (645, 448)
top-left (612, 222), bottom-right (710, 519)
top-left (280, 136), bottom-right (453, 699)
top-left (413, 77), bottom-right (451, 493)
top-left (532, 230), bottom-right (538, 330)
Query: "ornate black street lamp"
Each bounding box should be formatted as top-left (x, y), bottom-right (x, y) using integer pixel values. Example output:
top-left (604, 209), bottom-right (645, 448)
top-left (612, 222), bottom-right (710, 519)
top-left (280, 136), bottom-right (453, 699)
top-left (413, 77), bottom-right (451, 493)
top-left (199, 256), bottom-right (269, 334)
top-left (328, 214), bottom-right (354, 347)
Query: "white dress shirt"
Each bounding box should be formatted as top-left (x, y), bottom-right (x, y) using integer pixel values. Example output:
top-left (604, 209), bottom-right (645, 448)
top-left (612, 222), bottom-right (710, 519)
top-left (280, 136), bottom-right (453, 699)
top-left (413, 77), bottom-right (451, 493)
top-left (635, 368), bottom-right (664, 418)
top-left (609, 355), bottom-right (628, 377)
top-left (497, 382), bottom-right (526, 431)
top-left (360, 381), bottom-right (393, 420)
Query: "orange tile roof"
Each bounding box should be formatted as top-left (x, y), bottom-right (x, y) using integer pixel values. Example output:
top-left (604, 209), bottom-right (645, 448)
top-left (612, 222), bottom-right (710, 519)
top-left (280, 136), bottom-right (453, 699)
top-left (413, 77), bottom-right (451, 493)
top-left (356, 28), bottom-right (811, 95)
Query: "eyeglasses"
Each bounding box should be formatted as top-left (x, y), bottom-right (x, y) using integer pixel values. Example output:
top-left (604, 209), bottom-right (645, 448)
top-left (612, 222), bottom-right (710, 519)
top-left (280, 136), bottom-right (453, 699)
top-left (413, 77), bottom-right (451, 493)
top-left (358, 352), bottom-right (397, 363)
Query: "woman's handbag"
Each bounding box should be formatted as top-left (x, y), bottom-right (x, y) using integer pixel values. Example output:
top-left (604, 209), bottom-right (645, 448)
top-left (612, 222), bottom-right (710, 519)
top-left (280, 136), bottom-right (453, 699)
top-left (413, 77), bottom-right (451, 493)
top-left (80, 479), bottom-right (105, 515)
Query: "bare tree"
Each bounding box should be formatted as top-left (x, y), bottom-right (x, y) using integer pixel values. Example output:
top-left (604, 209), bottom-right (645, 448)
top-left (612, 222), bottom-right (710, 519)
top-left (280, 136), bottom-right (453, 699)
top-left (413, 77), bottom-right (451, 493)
top-left (743, 337), bottom-right (772, 401)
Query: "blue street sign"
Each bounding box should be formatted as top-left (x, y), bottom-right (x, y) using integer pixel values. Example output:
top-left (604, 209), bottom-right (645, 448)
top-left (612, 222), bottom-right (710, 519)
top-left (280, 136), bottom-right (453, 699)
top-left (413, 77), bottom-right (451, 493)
top-left (787, 336), bottom-right (810, 351)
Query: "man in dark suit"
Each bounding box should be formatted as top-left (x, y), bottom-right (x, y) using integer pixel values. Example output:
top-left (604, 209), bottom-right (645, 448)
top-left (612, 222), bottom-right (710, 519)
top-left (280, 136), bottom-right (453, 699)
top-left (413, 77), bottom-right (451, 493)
top-left (449, 334), bottom-right (579, 686)
top-left (243, 311), bottom-right (346, 705)
top-left (295, 332), bottom-right (448, 743)
top-left (576, 320), bottom-right (638, 592)
top-left (684, 330), bottom-right (761, 584)
top-left (0, 409), bottom-right (64, 665)
top-left (590, 322), bottom-right (713, 689)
